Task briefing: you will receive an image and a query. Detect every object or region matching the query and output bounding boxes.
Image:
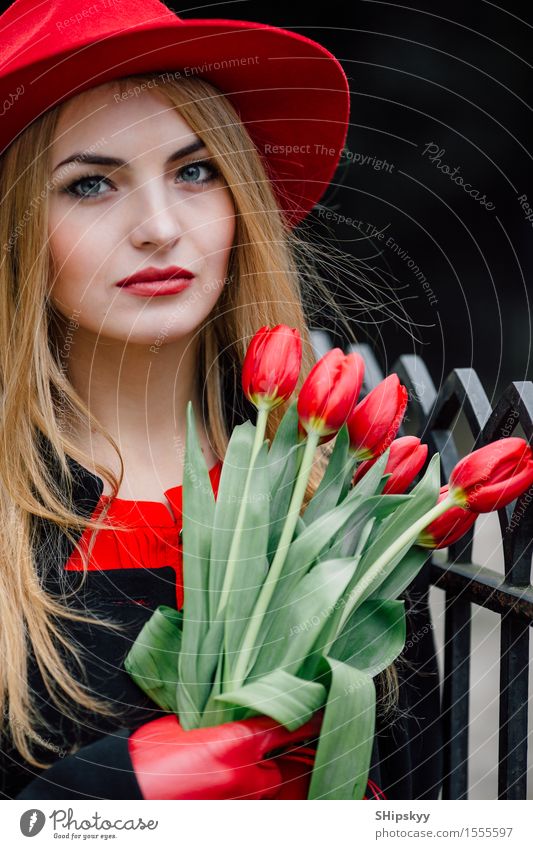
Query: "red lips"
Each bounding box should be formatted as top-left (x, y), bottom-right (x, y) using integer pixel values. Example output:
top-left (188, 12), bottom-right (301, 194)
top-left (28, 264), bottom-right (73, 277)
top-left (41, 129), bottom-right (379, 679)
top-left (115, 266), bottom-right (195, 287)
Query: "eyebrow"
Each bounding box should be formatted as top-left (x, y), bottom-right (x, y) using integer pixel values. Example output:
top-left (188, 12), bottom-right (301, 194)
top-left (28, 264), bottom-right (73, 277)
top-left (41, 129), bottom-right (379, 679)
top-left (52, 137), bottom-right (208, 173)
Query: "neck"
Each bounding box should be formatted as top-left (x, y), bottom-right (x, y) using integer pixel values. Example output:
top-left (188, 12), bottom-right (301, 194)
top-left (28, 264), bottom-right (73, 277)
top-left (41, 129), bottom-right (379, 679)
top-left (59, 322), bottom-right (205, 462)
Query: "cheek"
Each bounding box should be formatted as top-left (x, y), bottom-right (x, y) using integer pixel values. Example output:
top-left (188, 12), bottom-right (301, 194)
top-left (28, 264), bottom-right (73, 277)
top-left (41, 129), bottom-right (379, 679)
top-left (47, 243), bottom-right (96, 326)
top-left (48, 213), bottom-right (67, 284)
top-left (195, 191), bottom-right (236, 269)
top-left (47, 208), bottom-right (112, 310)
top-left (48, 212), bottom-right (82, 284)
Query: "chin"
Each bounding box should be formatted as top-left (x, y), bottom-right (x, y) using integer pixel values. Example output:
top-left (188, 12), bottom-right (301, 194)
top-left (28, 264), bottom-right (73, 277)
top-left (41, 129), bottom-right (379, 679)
top-left (100, 319), bottom-right (200, 348)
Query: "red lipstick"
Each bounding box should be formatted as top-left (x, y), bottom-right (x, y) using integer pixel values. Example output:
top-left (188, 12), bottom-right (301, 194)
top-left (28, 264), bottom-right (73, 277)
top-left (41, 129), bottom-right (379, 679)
top-left (115, 266), bottom-right (195, 298)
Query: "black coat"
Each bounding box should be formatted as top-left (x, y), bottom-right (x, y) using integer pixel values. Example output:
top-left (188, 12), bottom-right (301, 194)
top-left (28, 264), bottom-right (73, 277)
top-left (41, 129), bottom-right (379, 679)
top-left (1, 439), bottom-right (443, 800)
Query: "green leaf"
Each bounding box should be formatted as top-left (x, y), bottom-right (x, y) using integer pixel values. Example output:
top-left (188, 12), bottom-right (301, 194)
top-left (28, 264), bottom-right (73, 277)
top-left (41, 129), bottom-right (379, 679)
top-left (208, 421), bottom-right (256, 621)
top-left (267, 443), bottom-right (302, 555)
top-left (182, 612), bottom-right (225, 728)
top-left (197, 648), bottom-right (235, 728)
top-left (176, 402), bottom-right (217, 725)
top-left (294, 515), bottom-right (307, 537)
top-left (266, 400), bottom-right (300, 492)
top-left (214, 669), bottom-right (326, 731)
top-left (124, 605), bottom-right (182, 713)
top-left (271, 486), bottom-right (379, 599)
top-left (308, 657), bottom-right (376, 800)
top-left (356, 453), bottom-right (440, 586)
top-left (248, 557), bottom-right (359, 680)
top-left (369, 546), bottom-right (431, 602)
top-left (224, 442), bottom-right (271, 678)
top-left (355, 514), bottom-right (386, 555)
top-left (325, 494), bottom-right (413, 560)
top-left (330, 454), bottom-right (440, 624)
top-left (349, 448), bottom-right (391, 501)
top-left (241, 489), bottom-right (384, 678)
top-left (302, 424), bottom-right (353, 525)
top-left (329, 599), bottom-right (406, 675)
top-left (320, 450), bottom-right (394, 561)
top-left (354, 517), bottom-right (376, 558)
top-left (266, 403), bottom-right (305, 557)
top-left (376, 473), bottom-right (392, 494)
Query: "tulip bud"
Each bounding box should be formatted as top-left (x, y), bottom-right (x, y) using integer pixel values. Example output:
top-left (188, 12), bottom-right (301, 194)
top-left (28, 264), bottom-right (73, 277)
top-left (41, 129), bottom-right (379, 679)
top-left (448, 437), bottom-right (533, 512)
top-left (346, 374), bottom-right (408, 460)
top-left (418, 485), bottom-right (477, 549)
top-left (353, 435), bottom-right (428, 494)
top-left (242, 325), bottom-right (302, 411)
top-left (297, 349), bottom-right (365, 439)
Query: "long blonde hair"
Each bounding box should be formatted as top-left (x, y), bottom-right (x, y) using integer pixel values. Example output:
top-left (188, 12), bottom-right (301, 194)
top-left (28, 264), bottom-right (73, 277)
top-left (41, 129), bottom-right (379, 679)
top-left (0, 72), bottom-right (399, 768)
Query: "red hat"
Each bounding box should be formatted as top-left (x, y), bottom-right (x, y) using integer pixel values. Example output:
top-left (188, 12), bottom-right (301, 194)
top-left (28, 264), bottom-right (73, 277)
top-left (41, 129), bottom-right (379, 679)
top-left (0, 0), bottom-right (350, 228)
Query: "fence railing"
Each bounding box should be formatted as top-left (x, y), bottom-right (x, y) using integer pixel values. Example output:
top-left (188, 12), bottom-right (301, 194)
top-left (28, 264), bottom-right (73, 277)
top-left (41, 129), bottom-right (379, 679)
top-left (310, 330), bottom-right (533, 800)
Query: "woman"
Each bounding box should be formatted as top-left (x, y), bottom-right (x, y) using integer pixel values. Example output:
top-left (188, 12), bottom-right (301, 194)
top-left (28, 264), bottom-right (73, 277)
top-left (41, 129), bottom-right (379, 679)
top-left (0, 0), bottom-right (442, 800)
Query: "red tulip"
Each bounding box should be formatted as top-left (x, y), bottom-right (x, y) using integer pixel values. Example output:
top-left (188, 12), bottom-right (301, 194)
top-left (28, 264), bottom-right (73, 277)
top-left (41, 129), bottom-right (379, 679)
top-left (297, 349), bottom-right (365, 439)
top-left (346, 374), bottom-right (408, 460)
top-left (353, 435), bottom-right (428, 494)
top-left (449, 437), bottom-right (533, 512)
top-left (242, 325), bottom-right (302, 411)
top-left (418, 485), bottom-right (477, 549)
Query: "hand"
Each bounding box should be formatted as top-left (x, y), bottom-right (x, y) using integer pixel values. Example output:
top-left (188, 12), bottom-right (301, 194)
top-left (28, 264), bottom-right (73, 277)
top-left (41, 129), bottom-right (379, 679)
top-left (128, 710), bottom-right (324, 800)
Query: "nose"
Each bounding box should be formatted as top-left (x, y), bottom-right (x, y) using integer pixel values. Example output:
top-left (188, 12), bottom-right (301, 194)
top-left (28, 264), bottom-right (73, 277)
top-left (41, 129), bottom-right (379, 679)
top-left (128, 179), bottom-right (184, 250)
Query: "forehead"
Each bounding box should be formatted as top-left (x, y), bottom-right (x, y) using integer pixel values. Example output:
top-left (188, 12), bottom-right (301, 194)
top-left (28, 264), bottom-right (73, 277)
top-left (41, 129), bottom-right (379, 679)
top-left (52, 80), bottom-right (195, 153)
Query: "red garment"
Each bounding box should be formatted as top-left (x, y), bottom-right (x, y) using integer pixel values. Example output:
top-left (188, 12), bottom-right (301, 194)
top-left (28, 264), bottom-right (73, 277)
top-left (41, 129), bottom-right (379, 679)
top-left (64, 460), bottom-right (223, 611)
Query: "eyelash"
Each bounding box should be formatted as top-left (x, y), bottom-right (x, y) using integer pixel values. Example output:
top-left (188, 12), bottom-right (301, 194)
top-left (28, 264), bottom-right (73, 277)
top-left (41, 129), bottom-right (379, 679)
top-left (61, 159), bottom-right (220, 200)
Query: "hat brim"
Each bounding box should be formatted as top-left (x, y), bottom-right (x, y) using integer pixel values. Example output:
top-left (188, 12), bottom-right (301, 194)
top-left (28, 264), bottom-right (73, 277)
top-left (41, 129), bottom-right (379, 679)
top-left (0, 19), bottom-right (350, 227)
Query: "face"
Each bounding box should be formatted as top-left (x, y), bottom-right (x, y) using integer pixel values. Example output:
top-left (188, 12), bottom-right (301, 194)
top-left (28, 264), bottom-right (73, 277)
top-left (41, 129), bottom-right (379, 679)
top-left (47, 81), bottom-right (236, 346)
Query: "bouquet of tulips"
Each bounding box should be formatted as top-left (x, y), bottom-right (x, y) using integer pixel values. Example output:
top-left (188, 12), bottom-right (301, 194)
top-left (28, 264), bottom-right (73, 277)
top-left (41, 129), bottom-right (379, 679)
top-left (125, 325), bottom-right (533, 800)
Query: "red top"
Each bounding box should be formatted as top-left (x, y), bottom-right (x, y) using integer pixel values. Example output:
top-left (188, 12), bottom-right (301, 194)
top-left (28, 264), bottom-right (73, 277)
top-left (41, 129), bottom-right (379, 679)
top-left (64, 460), bottom-right (223, 611)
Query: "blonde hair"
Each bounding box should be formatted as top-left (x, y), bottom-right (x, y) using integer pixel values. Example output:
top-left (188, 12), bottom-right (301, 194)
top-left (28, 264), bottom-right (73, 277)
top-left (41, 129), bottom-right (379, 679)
top-left (0, 72), bottom-right (399, 769)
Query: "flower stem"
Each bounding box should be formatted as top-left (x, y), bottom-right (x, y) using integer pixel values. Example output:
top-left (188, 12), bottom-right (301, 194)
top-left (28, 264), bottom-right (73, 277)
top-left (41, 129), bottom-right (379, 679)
top-left (215, 405), bottom-right (270, 619)
top-left (335, 494), bottom-right (455, 635)
top-left (230, 428), bottom-right (321, 687)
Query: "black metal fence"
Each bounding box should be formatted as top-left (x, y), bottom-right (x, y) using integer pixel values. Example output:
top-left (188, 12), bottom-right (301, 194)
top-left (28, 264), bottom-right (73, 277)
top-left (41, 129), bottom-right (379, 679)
top-left (310, 330), bottom-right (533, 800)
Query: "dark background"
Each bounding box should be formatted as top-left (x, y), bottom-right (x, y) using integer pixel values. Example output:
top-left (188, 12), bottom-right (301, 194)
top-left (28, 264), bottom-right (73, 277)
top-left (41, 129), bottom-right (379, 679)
top-left (176, 0), bottom-right (532, 406)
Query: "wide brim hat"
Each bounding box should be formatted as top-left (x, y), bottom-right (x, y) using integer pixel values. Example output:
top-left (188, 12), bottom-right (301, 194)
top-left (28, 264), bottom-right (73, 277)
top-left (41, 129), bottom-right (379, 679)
top-left (0, 0), bottom-right (350, 228)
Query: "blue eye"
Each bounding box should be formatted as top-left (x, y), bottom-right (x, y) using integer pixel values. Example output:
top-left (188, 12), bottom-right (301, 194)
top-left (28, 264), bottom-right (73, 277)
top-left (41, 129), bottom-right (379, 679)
top-left (61, 158), bottom-right (220, 200)
top-left (176, 160), bottom-right (219, 184)
top-left (65, 175), bottom-right (110, 199)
